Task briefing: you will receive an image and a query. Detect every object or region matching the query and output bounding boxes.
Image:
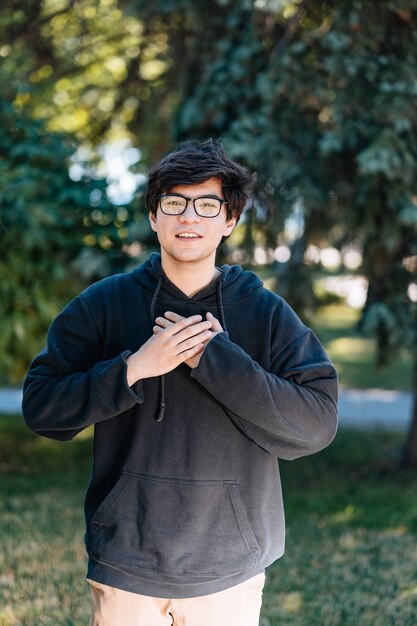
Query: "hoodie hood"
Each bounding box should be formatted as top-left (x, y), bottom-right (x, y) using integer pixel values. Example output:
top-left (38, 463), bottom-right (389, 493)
top-left (132, 252), bottom-right (263, 306)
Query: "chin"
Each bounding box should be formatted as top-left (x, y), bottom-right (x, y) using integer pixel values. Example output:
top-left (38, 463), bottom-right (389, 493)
top-left (166, 249), bottom-right (215, 265)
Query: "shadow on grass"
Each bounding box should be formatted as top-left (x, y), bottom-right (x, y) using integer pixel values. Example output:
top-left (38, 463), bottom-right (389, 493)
top-left (0, 414), bottom-right (92, 487)
top-left (280, 427), bottom-right (417, 533)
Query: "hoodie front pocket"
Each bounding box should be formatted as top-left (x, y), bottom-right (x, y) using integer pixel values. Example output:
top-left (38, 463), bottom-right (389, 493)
top-left (89, 471), bottom-right (260, 577)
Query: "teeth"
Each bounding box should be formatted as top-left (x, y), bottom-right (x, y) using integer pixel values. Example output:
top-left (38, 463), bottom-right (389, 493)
top-left (177, 233), bottom-right (199, 238)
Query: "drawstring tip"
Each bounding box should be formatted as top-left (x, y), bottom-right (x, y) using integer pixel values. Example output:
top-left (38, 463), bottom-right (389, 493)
top-left (155, 372), bottom-right (166, 422)
top-left (155, 403), bottom-right (166, 422)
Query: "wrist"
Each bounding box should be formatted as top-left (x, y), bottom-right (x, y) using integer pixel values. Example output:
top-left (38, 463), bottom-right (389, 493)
top-left (126, 353), bottom-right (143, 387)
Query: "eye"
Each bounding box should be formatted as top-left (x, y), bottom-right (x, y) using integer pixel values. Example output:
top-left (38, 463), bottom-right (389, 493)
top-left (163, 196), bottom-right (185, 207)
top-left (197, 198), bottom-right (219, 209)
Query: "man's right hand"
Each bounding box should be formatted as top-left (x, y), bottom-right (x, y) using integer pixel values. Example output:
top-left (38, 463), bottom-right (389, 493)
top-left (126, 315), bottom-right (213, 386)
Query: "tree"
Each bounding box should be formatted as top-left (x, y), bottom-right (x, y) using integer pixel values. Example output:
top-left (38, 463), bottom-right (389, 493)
top-left (254, 0), bottom-right (417, 466)
top-left (0, 0), bottom-right (174, 160)
top-left (2, 0), bottom-right (417, 464)
top-left (0, 95), bottom-right (148, 384)
top-left (167, 0), bottom-right (417, 464)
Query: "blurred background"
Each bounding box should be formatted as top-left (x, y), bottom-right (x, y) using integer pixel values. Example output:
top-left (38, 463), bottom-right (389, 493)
top-left (1, 1), bottom-right (417, 624)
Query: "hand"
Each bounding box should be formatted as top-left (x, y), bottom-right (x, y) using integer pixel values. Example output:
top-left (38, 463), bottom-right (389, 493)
top-left (126, 314), bottom-right (214, 385)
top-left (153, 311), bottom-right (223, 369)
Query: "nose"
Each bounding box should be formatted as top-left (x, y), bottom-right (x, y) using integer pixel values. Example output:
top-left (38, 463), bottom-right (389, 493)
top-left (179, 199), bottom-right (200, 222)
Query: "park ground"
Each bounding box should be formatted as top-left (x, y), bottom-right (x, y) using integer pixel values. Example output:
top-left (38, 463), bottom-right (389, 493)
top-left (1, 418), bottom-right (417, 626)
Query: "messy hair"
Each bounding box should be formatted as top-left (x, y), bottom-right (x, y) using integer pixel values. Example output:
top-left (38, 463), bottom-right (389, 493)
top-left (145, 138), bottom-right (255, 222)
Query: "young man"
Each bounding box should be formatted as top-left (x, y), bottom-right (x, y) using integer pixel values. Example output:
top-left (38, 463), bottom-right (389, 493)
top-left (23, 139), bottom-right (338, 626)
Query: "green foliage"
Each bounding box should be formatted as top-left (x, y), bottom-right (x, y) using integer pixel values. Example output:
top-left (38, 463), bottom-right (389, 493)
top-left (0, 0), bottom-right (175, 159)
top-left (1, 0), bottom-right (417, 387)
top-left (0, 98), bottom-right (81, 383)
top-left (163, 0), bottom-right (417, 363)
top-left (0, 97), bottom-right (148, 384)
top-left (270, 3), bottom-right (417, 362)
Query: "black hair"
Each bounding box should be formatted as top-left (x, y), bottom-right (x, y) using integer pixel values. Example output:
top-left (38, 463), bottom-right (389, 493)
top-left (145, 138), bottom-right (255, 222)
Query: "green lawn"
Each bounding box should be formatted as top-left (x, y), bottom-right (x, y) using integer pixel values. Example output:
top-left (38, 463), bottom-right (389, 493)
top-left (2, 415), bottom-right (417, 625)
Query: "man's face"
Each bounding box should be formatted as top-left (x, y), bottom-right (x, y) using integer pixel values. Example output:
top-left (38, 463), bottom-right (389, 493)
top-left (149, 178), bottom-right (236, 268)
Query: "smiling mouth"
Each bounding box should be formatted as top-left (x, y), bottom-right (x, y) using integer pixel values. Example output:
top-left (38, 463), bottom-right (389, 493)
top-left (176, 233), bottom-right (202, 239)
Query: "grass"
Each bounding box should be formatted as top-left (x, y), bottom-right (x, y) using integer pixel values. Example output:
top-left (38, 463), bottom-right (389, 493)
top-left (2, 415), bottom-right (417, 625)
top-left (0, 416), bottom-right (92, 626)
top-left (262, 430), bottom-right (417, 626)
top-left (312, 304), bottom-right (413, 391)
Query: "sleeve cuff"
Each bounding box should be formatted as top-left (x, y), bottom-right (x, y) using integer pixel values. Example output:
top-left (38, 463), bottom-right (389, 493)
top-left (121, 351), bottom-right (145, 404)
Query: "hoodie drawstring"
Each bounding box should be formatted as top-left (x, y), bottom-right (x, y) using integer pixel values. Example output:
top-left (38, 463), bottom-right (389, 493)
top-left (149, 274), bottom-right (225, 423)
top-left (155, 377), bottom-right (166, 423)
top-left (150, 276), bottom-right (166, 422)
top-left (216, 279), bottom-right (227, 332)
top-left (150, 275), bottom-right (163, 322)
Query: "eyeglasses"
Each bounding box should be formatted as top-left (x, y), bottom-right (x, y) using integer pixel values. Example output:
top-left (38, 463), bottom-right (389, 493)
top-left (157, 194), bottom-right (228, 218)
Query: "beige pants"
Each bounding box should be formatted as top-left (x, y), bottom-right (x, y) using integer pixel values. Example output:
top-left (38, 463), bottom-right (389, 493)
top-left (88, 573), bottom-right (265, 626)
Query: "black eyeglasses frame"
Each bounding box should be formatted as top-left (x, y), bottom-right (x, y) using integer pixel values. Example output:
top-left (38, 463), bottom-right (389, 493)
top-left (157, 193), bottom-right (228, 218)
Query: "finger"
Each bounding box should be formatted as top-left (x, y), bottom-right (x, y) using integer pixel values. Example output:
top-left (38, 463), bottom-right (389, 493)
top-left (154, 316), bottom-right (174, 329)
top-left (206, 312), bottom-right (223, 332)
top-left (164, 311), bottom-right (186, 322)
top-left (154, 320), bottom-right (211, 343)
top-left (173, 321), bottom-right (213, 344)
top-left (177, 343), bottom-right (205, 362)
top-left (166, 315), bottom-right (208, 337)
top-left (177, 329), bottom-right (213, 353)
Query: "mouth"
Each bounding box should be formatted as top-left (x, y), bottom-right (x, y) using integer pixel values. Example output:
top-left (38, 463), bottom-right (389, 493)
top-left (175, 232), bottom-right (202, 239)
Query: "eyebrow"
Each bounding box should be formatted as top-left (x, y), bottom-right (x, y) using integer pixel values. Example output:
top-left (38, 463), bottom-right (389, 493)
top-left (166, 193), bottom-right (224, 200)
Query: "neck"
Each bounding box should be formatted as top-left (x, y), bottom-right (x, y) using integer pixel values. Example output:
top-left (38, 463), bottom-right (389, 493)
top-left (160, 254), bottom-right (220, 297)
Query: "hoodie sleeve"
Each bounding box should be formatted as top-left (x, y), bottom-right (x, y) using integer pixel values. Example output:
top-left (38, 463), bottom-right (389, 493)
top-left (22, 294), bottom-right (144, 441)
top-left (190, 326), bottom-right (338, 461)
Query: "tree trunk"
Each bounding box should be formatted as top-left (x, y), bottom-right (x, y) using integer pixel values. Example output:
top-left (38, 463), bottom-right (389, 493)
top-left (402, 357), bottom-right (417, 468)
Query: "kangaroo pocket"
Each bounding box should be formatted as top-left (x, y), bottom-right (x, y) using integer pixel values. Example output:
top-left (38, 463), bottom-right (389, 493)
top-left (88, 471), bottom-right (261, 577)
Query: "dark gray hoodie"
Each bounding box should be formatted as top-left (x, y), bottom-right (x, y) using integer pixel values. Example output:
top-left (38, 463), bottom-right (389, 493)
top-left (22, 253), bottom-right (338, 598)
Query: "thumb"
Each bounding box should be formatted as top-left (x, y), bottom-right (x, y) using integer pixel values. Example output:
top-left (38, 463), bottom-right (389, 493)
top-left (206, 312), bottom-right (223, 332)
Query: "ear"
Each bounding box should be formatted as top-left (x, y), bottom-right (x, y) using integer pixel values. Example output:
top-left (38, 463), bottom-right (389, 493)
top-left (149, 211), bottom-right (158, 233)
top-left (223, 215), bottom-right (237, 237)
